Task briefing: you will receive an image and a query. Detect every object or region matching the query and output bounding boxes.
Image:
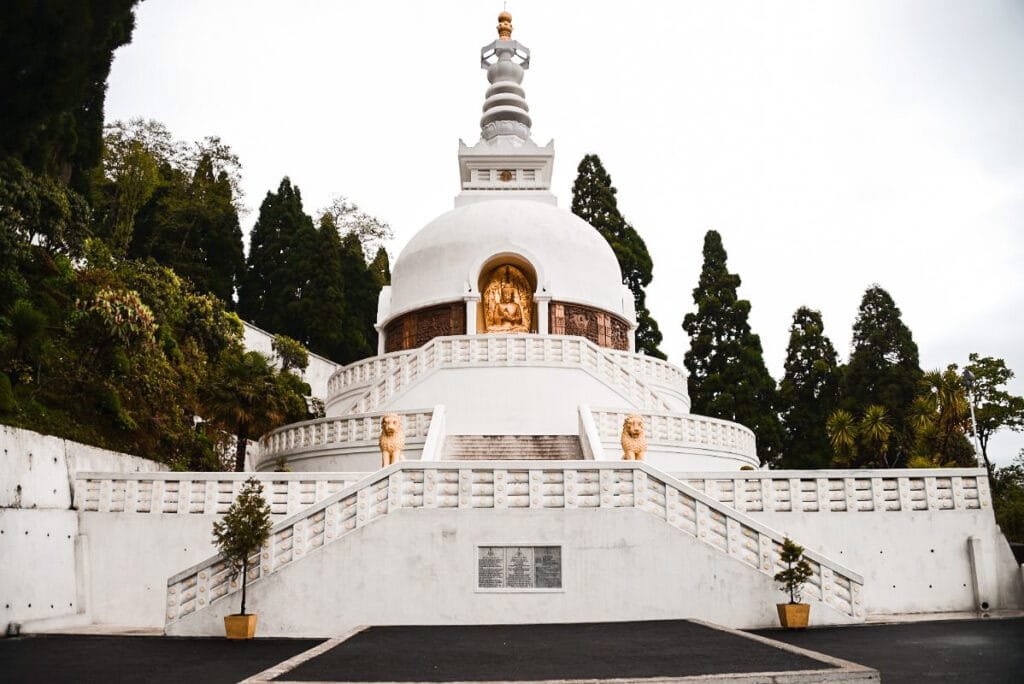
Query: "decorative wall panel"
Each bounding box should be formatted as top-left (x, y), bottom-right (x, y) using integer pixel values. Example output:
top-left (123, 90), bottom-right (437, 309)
top-left (550, 302), bottom-right (630, 351)
top-left (384, 303), bottom-right (466, 353)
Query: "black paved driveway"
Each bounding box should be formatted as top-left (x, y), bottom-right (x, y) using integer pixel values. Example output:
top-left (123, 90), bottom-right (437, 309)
top-left (283, 620), bottom-right (835, 681)
top-left (0, 633), bottom-right (322, 684)
top-left (754, 616), bottom-right (1024, 684)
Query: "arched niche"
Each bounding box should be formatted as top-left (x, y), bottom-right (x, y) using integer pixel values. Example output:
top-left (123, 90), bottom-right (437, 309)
top-left (476, 254), bottom-right (538, 334)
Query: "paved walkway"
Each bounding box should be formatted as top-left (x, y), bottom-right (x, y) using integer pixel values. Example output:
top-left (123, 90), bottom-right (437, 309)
top-left (753, 616), bottom-right (1024, 684)
top-left (2, 617), bottom-right (1020, 683)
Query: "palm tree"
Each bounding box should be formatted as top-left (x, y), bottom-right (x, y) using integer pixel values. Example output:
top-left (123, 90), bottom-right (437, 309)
top-left (202, 350), bottom-right (286, 472)
top-left (859, 404), bottom-right (893, 467)
top-left (826, 409), bottom-right (857, 467)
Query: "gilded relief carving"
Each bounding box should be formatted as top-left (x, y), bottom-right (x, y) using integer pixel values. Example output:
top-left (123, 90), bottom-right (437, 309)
top-left (482, 265), bottom-right (532, 333)
top-left (549, 302), bottom-right (630, 351)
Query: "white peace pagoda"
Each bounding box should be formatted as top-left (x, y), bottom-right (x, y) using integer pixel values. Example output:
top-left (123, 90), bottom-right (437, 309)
top-left (5, 13), bottom-right (1020, 641)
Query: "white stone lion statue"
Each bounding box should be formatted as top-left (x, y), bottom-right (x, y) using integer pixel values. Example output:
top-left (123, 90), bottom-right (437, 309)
top-left (379, 413), bottom-right (405, 467)
top-left (620, 413), bottom-right (647, 461)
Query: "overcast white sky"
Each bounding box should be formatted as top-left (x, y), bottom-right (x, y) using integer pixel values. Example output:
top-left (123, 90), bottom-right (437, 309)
top-left (105, 1), bottom-right (1024, 466)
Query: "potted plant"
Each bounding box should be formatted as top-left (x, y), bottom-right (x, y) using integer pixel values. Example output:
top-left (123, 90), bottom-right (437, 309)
top-left (774, 536), bottom-right (814, 628)
top-left (212, 477), bottom-right (272, 639)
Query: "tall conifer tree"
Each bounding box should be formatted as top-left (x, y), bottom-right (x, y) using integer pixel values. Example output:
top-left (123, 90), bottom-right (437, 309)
top-left (238, 178), bottom-right (318, 340)
top-left (301, 215), bottom-right (348, 361)
top-left (571, 154), bottom-right (664, 358)
top-left (338, 232), bottom-right (379, 363)
top-left (682, 230), bottom-right (782, 464)
top-left (778, 307), bottom-right (840, 468)
top-left (842, 285), bottom-right (922, 466)
top-left (370, 247), bottom-right (391, 288)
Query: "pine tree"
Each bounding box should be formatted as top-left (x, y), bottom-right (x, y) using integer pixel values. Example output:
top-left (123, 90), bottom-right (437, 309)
top-left (370, 247), bottom-right (391, 288)
top-left (301, 215), bottom-right (348, 362)
top-left (338, 232), bottom-right (378, 363)
top-left (1, 1), bottom-right (140, 192)
top-left (843, 285), bottom-right (922, 466)
top-left (682, 230), bottom-right (783, 465)
top-left (238, 177), bottom-right (318, 340)
top-left (778, 307), bottom-right (840, 468)
top-left (571, 154), bottom-right (665, 358)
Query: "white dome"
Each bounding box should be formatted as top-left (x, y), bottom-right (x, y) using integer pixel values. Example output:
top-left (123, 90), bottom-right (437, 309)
top-left (387, 199), bottom-right (630, 322)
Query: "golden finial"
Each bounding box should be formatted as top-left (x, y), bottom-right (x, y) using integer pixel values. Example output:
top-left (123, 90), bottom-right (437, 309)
top-left (497, 11), bottom-right (513, 40)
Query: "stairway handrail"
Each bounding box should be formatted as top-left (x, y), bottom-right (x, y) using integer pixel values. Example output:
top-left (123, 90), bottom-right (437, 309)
top-left (165, 461), bottom-right (864, 626)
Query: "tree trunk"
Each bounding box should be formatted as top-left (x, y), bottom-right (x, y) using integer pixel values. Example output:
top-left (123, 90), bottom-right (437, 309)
top-left (235, 425), bottom-right (248, 472)
top-left (240, 557), bottom-right (248, 615)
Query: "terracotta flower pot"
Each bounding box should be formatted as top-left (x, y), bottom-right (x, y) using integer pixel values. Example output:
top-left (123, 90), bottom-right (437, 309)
top-left (224, 614), bottom-right (258, 639)
top-left (776, 603), bottom-right (810, 628)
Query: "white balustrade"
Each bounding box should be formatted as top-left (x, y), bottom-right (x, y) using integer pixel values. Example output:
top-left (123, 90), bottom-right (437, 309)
top-left (672, 468), bottom-right (990, 514)
top-left (165, 461), bottom-right (863, 626)
top-left (327, 335), bottom-right (681, 416)
top-left (590, 408), bottom-right (757, 463)
top-left (73, 472), bottom-right (368, 517)
top-left (257, 409), bottom-right (434, 467)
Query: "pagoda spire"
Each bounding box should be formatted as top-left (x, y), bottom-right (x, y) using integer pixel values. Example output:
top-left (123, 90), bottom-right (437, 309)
top-left (479, 11), bottom-right (532, 141)
top-left (456, 12), bottom-right (555, 206)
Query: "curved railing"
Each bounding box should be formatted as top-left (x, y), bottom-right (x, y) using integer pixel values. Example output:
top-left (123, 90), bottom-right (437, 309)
top-left (255, 409), bottom-right (434, 470)
top-left (589, 408), bottom-right (757, 466)
top-left (165, 461), bottom-right (863, 627)
top-left (325, 335), bottom-right (679, 416)
top-left (326, 336), bottom-right (690, 406)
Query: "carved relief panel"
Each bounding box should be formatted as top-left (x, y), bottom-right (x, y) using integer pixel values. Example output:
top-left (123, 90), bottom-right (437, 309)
top-left (549, 302), bottom-right (630, 351)
top-left (384, 302), bottom-right (466, 353)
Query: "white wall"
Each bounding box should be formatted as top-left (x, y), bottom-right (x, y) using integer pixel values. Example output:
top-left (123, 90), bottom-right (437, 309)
top-left (242, 321), bottom-right (339, 401)
top-left (167, 507), bottom-right (858, 637)
top-left (0, 426), bottom-right (166, 630)
top-left (752, 510), bottom-right (1023, 617)
top-left (388, 367), bottom-right (628, 435)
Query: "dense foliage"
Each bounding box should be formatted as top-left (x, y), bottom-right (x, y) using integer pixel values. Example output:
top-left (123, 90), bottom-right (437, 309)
top-left (991, 454), bottom-right (1024, 543)
top-left (571, 154), bottom-right (665, 358)
top-left (778, 308), bottom-right (840, 469)
top-left (839, 286), bottom-right (923, 466)
top-left (682, 230), bottom-right (783, 465)
top-left (0, 4), bottom-right (318, 468)
top-left (238, 182), bottom-right (386, 364)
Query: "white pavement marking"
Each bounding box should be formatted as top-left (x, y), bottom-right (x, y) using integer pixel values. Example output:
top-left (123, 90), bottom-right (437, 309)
top-left (239, 625), bottom-right (368, 684)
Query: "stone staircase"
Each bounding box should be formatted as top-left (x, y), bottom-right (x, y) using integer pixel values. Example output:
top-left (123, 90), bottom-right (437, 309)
top-left (443, 434), bottom-right (584, 460)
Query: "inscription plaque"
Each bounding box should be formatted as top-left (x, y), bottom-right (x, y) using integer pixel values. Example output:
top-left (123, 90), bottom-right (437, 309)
top-left (477, 545), bottom-right (562, 590)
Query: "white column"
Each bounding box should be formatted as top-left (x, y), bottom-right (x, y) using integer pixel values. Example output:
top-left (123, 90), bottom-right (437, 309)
top-left (375, 325), bottom-right (385, 355)
top-left (464, 296), bottom-right (480, 334)
top-left (535, 295), bottom-right (551, 335)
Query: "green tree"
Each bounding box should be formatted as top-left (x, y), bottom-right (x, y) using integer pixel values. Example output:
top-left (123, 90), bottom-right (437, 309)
top-left (370, 247), bottom-right (391, 288)
top-left (299, 215), bottom-right (348, 362)
top-left (201, 349), bottom-right (310, 472)
top-left (338, 232), bottom-right (379, 363)
top-left (571, 154), bottom-right (664, 358)
top-left (238, 177), bottom-right (318, 340)
top-left (212, 477), bottom-right (272, 616)
top-left (842, 285), bottom-right (922, 466)
top-left (0, 1), bottom-right (140, 191)
top-left (991, 453), bottom-right (1024, 543)
top-left (827, 404), bottom-right (894, 468)
top-left (774, 537), bottom-right (813, 604)
top-left (964, 354), bottom-right (1024, 471)
top-left (906, 367), bottom-right (976, 468)
top-left (682, 230), bottom-right (782, 464)
top-left (778, 307), bottom-right (840, 468)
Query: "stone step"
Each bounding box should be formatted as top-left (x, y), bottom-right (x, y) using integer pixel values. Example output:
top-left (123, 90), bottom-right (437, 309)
top-left (443, 435), bottom-right (584, 460)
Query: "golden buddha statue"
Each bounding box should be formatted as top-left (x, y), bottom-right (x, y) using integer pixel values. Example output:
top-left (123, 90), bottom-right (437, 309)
top-left (483, 265), bottom-right (532, 333)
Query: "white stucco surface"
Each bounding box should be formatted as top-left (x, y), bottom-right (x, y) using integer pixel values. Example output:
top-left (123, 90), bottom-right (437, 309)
top-left (167, 507), bottom-right (857, 637)
top-left (754, 510), bottom-right (1023, 616)
top-left (387, 367), bottom-right (628, 435)
top-left (386, 200), bottom-right (631, 323)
